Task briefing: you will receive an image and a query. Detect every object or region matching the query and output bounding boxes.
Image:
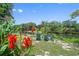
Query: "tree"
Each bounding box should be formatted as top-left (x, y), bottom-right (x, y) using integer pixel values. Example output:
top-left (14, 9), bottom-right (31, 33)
top-left (70, 10), bottom-right (79, 33)
top-left (0, 3), bottom-right (13, 21)
top-left (62, 20), bottom-right (76, 34)
top-left (70, 10), bottom-right (79, 19)
top-left (16, 22), bottom-right (36, 33)
top-left (0, 3), bottom-right (14, 42)
top-left (49, 21), bottom-right (61, 33)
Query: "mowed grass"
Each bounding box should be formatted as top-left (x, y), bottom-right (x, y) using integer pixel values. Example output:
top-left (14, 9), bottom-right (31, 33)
top-left (28, 41), bottom-right (79, 56)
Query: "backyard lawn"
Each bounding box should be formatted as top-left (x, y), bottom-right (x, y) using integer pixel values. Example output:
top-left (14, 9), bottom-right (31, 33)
top-left (25, 40), bottom-right (79, 56)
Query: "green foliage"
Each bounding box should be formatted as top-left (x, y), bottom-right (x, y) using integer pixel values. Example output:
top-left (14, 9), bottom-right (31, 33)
top-left (13, 22), bottom-right (36, 33)
top-left (0, 3), bottom-right (15, 56)
top-left (64, 37), bottom-right (79, 43)
top-left (0, 44), bottom-right (8, 55)
top-left (70, 10), bottom-right (79, 19)
top-left (0, 3), bottom-right (14, 40)
top-left (36, 33), bottom-right (41, 41)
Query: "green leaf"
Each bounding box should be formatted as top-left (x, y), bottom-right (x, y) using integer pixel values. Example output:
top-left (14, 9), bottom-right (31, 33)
top-left (0, 44), bottom-right (8, 52)
top-left (0, 8), bottom-right (5, 13)
top-left (3, 40), bottom-right (8, 45)
top-left (0, 44), bottom-right (8, 55)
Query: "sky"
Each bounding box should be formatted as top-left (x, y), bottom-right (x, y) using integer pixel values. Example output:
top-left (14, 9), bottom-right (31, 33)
top-left (12, 3), bottom-right (79, 25)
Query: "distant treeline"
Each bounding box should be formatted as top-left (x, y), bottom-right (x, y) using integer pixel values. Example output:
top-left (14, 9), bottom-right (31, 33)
top-left (13, 20), bottom-right (79, 34)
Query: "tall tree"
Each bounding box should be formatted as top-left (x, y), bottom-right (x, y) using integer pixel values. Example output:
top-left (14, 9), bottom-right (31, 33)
top-left (70, 10), bottom-right (79, 19)
top-left (0, 3), bottom-right (14, 41)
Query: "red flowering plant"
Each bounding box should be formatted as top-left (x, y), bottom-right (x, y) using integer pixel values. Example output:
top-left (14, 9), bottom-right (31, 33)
top-left (22, 36), bottom-right (32, 48)
top-left (0, 32), bottom-right (32, 56)
top-left (21, 36), bottom-right (32, 55)
top-left (8, 33), bottom-right (17, 49)
top-left (0, 33), bottom-right (19, 55)
top-left (31, 26), bottom-right (36, 33)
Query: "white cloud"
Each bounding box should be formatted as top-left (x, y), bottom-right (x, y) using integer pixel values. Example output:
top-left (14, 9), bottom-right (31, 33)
top-left (12, 8), bottom-right (23, 13)
top-left (18, 9), bottom-right (23, 13)
top-left (12, 9), bottom-right (16, 12)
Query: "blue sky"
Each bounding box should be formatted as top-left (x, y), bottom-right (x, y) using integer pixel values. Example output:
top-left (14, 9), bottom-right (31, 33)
top-left (13, 3), bottom-right (79, 25)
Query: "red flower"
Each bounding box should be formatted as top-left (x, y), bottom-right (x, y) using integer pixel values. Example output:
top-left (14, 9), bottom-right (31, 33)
top-left (27, 36), bottom-right (31, 41)
top-left (8, 33), bottom-right (17, 49)
top-left (13, 34), bottom-right (17, 43)
top-left (27, 36), bottom-right (32, 46)
top-left (23, 37), bottom-right (28, 46)
top-left (22, 36), bottom-right (32, 48)
top-left (8, 42), bottom-right (14, 49)
top-left (8, 34), bottom-right (13, 43)
top-left (8, 34), bottom-right (17, 43)
top-left (31, 26), bottom-right (36, 33)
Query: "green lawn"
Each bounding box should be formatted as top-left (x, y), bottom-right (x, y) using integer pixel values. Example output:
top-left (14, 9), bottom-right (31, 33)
top-left (63, 37), bottom-right (79, 43)
top-left (27, 41), bottom-right (79, 56)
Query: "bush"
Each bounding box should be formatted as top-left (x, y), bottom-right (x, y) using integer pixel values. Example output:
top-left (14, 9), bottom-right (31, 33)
top-left (36, 33), bottom-right (41, 41)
